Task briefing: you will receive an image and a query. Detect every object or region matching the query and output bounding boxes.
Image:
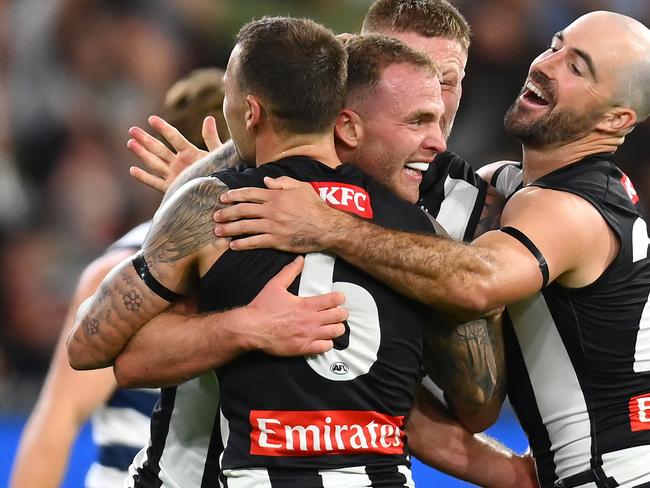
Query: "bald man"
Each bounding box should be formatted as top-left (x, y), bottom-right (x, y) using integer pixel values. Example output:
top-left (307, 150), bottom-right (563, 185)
top-left (212, 11), bottom-right (650, 488)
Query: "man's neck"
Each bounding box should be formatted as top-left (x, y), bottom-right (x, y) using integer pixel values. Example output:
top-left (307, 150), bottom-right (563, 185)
top-left (255, 130), bottom-right (341, 169)
top-left (521, 132), bottom-right (624, 184)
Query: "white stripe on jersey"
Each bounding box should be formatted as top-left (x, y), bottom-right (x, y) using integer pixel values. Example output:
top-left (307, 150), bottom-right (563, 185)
top-left (158, 372), bottom-right (220, 488)
top-left (508, 293), bottom-right (592, 478)
top-left (494, 165), bottom-right (523, 200)
top-left (92, 405), bottom-right (151, 447)
top-left (602, 445), bottom-right (650, 487)
top-left (397, 464), bottom-right (415, 488)
top-left (222, 468), bottom-right (273, 488)
top-left (320, 465), bottom-right (370, 487)
top-left (435, 176), bottom-right (479, 240)
top-left (85, 463), bottom-right (128, 488)
top-left (633, 295), bottom-right (650, 373)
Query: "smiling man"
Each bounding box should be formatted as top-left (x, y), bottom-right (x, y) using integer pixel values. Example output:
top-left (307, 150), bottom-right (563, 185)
top-left (213, 11), bottom-right (650, 487)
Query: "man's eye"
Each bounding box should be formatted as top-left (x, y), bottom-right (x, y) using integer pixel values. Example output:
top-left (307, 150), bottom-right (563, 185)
top-left (571, 64), bottom-right (582, 76)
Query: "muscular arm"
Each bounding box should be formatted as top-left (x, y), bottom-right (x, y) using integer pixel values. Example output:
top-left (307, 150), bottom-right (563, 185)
top-left (113, 256), bottom-right (348, 388)
top-left (407, 386), bottom-right (538, 488)
top-left (216, 179), bottom-right (611, 315)
top-left (67, 176), bottom-right (230, 369)
top-left (9, 249), bottom-right (133, 488)
top-left (423, 312), bottom-right (506, 432)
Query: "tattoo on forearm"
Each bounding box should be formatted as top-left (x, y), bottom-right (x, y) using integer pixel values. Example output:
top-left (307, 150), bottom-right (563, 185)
top-left (423, 313), bottom-right (505, 407)
top-left (123, 290), bottom-right (143, 311)
top-left (84, 316), bottom-right (99, 335)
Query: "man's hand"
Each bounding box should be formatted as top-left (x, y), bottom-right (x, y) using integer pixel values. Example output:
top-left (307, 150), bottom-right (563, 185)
top-left (243, 256), bottom-right (348, 356)
top-left (127, 115), bottom-right (219, 192)
top-left (214, 176), bottom-right (345, 253)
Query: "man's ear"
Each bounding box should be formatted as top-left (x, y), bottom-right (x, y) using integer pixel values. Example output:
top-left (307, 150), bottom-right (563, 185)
top-left (596, 106), bottom-right (637, 135)
top-left (334, 109), bottom-right (364, 149)
top-left (245, 95), bottom-right (264, 132)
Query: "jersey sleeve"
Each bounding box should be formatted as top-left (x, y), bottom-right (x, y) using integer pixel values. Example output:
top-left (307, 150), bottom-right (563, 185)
top-left (418, 152), bottom-right (487, 242)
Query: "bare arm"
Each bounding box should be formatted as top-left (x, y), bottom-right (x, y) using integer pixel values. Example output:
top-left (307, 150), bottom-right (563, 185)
top-left (67, 176), bottom-right (231, 369)
top-left (423, 312), bottom-right (506, 432)
top-left (113, 257), bottom-right (348, 388)
top-left (407, 386), bottom-right (538, 488)
top-left (10, 249), bottom-right (133, 488)
top-left (215, 177), bottom-right (613, 315)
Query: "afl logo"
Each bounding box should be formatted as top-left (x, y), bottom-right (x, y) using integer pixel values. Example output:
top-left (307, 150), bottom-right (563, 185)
top-left (330, 362), bottom-right (349, 375)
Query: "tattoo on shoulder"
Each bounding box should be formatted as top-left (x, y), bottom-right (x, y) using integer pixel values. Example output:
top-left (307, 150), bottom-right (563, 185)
top-left (84, 316), bottom-right (99, 335)
top-left (146, 178), bottom-right (230, 264)
top-left (164, 142), bottom-right (239, 203)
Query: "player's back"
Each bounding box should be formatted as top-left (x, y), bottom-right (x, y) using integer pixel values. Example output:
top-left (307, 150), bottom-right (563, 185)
top-left (136, 156), bottom-right (434, 488)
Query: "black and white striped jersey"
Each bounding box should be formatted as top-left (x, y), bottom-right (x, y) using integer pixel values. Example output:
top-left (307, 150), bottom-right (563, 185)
top-left (418, 151), bottom-right (487, 242)
top-left (503, 154), bottom-right (650, 487)
top-left (132, 157), bottom-right (435, 488)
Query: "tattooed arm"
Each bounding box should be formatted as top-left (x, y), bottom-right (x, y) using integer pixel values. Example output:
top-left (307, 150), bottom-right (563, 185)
top-left (423, 311), bottom-right (506, 432)
top-left (162, 140), bottom-right (241, 205)
top-left (67, 177), bottom-right (230, 369)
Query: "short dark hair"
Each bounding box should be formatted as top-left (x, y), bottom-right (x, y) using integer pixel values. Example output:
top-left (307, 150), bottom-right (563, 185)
top-left (163, 68), bottom-right (230, 150)
top-left (344, 34), bottom-right (440, 102)
top-left (362, 0), bottom-right (471, 52)
top-left (234, 16), bottom-right (347, 134)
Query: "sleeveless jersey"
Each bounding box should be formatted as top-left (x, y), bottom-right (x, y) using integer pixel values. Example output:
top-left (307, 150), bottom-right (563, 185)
top-left (503, 154), bottom-right (650, 487)
top-left (135, 157), bottom-right (436, 488)
top-left (418, 151), bottom-right (487, 242)
top-left (86, 221), bottom-right (159, 488)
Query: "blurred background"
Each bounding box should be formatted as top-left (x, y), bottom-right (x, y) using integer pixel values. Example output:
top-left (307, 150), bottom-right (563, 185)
top-left (0, 0), bottom-right (648, 486)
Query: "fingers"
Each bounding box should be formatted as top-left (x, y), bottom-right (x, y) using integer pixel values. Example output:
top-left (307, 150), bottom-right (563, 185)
top-left (229, 234), bottom-right (276, 251)
top-left (129, 166), bottom-right (167, 193)
top-left (263, 176), bottom-right (307, 190)
top-left (304, 340), bottom-right (334, 356)
top-left (202, 116), bottom-right (222, 151)
top-left (268, 256), bottom-right (305, 289)
top-left (219, 187), bottom-right (274, 205)
top-left (128, 126), bottom-right (174, 165)
top-left (148, 115), bottom-right (192, 152)
top-left (215, 219), bottom-right (271, 240)
top-left (303, 291), bottom-right (346, 311)
top-left (214, 203), bottom-right (268, 223)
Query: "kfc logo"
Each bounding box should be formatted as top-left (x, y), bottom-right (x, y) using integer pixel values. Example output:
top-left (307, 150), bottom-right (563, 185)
top-left (621, 174), bottom-right (639, 204)
top-left (310, 182), bottom-right (373, 219)
top-left (250, 409), bottom-right (404, 456)
top-left (629, 393), bottom-right (650, 431)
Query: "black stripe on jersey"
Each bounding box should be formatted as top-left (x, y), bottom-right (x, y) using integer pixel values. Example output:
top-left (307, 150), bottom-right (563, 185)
top-left (267, 468), bottom-right (324, 488)
top-left (200, 409), bottom-right (225, 488)
top-left (132, 387), bottom-right (177, 488)
top-left (503, 317), bottom-right (558, 486)
top-left (490, 163), bottom-right (512, 188)
top-left (365, 464), bottom-right (409, 487)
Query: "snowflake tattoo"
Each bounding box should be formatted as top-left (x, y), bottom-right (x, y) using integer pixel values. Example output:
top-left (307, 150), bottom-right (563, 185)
top-left (123, 290), bottom-right (143, 311)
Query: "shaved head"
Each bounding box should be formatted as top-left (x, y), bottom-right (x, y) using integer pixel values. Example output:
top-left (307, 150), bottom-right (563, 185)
top-left (577, 11), bottom-right (650, 123)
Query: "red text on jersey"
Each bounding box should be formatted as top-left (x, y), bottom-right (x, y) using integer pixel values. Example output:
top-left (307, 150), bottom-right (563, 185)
top-left (629, 393), bottom-right (650, 431)
top-left (249, 410), bottom-right (404, 456)
top-left (310, 182), bottom-right (373, 219)
top-left (620, 174), bottom-right (639, 205)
